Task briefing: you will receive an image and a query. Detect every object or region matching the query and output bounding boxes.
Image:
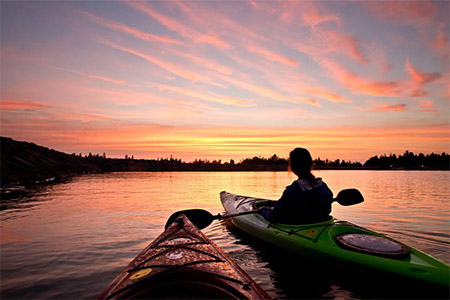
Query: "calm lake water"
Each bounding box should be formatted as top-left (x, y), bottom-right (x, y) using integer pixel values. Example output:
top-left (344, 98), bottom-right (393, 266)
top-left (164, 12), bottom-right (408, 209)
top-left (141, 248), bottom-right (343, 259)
top-left (1, 171), bottom-right (449, 299)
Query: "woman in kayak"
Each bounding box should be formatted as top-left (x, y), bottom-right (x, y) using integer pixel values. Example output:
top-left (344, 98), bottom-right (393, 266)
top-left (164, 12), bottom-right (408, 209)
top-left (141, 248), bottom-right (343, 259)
top-left (258, 148), bottom-right (333, 224)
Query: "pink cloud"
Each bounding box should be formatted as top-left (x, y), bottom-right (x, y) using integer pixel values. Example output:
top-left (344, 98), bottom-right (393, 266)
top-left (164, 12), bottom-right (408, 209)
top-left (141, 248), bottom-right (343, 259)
top-left (432, 29), bottom-right (449, 50)
top-left (0, 99), bottom-right (52, 111)
top-left (301, 5), bottom-right (342, 29)
top-left (306, 88), bottom-right (352, 103)
top-left (323, 60), bottom-right (402, 96)
top-left (170, 50), bottom-right (233, 75)
top-left (280, 2), bottom-right (368, 64)
top-left (54, 66), bottom-right (126, 85)
top-left (432, 27), bottom-right (449, 62)
top-left (370, 104), bottom-right (407, 112)
top-left (125, 1), bottom-right (232, 49)
top-left (149, 83), bottom-right (255, 107)
top-left (288, 27), bottom-right (368, 64)
top-left (174, 1), bottom-right (268, 42)
top-left (297, 97), bottom-right (321, 107)
top-left (246, 43), bottom-right (298, 66)
top-left (216, 74), bottom-right (307, 105)
top-left (339, 34), bottom-right (369, 64)
top-left (418, 109), bottom-right (440, 114)
top-left (99, 39), bottom-right (195, 81)
top-left (364, 1), bottom-right (438, 25)
top-left (99, 39), bottom-right (226, 87)
top-left (366, 43), bottom-right (393, 73)
top-left (81, 11), bottom-right (183, 45)
top-left (418, 100), bottom-right (440, 114)
top-left (405, 58), bottom-right (442, 96)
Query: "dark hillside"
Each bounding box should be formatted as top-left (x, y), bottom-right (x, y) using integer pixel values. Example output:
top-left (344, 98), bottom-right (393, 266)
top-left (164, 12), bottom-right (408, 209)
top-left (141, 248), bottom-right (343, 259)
top-left (1, 137), bottom-right (102, 187)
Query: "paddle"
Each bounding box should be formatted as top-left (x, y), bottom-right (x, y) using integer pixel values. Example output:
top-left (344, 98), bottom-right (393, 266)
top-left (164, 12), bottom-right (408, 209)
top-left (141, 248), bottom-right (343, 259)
top-left (165, 188), bottom-right (364, 230)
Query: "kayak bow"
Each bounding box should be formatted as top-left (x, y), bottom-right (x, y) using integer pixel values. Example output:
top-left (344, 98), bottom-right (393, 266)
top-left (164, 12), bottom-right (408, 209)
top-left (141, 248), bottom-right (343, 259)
top-left (97, 214), bottom-right (271, 300)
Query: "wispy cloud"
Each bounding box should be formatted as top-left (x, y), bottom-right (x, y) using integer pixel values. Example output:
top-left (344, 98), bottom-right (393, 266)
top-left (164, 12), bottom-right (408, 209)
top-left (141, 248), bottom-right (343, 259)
top-left (418, 100), bottom-right (440, 114)
top-left (306, 88), bottom-right (352, 103)
top-left (283, 3), bottom-right (369, 64)
top-left (246, 43), bottom-right (298, 66)
top-left (363, 1), bottom-right (438, 25)
top-left (169, 50), bottom-right (233, 75)
top-left (124, 0), bottom-right (232, 49)
top-left (216, 74), bottom-right (319, 106)
top-left (0, 99), bottom-right (52, 111)
top-left (54, 66), bottom-right (126, 85)
top-left (81, 11), bottom-right (183, 45)
top-left (301, 5), bottom-right (342, 29)
top-left (99, 39), bottom-right (197, 81)
top-left (405, 58), bottom-right (442, 93)
top-left (149, 82), bottom-right (254, 107)
top-left (322, 60), bottom-right (402, 96)
top-left (174, 1), bottom-right (268, 42)
top-left (369, 103), bottom-right (407, 112)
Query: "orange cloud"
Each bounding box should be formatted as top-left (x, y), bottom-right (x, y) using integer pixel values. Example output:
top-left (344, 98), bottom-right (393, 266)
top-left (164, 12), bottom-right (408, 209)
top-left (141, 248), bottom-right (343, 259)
top-left (418, 100), bottom-right (440, 114)
top-left (405, 58), bottom-right (442, 90)
top-left (99, 39), bottom-right (227, 87)
top-left (216, 74), bottom-right (318, 105)
top-left (81, 11), bottom-right (183, 45)
top-left (149, 83), bottom-right (254, 107)
top-left (302, 7), bottom-right (341, 29)
top-left (323, 60), bottom-right (402, 96)
top-left (246, 43), bottom-right (298, 66)
top-left (99, 39), bottom-right (196, 81)
top-left (78, 85), bottom-right (215, 112)
top-left (0, 99), bottom-right (51, 111)
top-left (281, 2), bottom-right (369, 64)
top-left (369, 104), bottom-right (407, 112)
top-left (296, 97), bottom-right (321, 107)
top-left (288, 28), bottom-right (369, 64)
top-left (339, 34), bottom-right (369, 64)
top-left (125, 0), bottom-right (231, 49)
top-left (306, 88), bottom-right (352, 103)
top-left (174, 1), bottom-right (268, 42)
top-left (54, 66), bottom-right (126, 85)
top-left (170, 50), bottom-right (233, 75)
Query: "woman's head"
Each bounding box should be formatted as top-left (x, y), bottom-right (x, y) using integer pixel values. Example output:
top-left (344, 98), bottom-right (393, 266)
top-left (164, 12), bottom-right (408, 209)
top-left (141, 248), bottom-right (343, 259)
top-left (289, 148), bottom-right (313, 178)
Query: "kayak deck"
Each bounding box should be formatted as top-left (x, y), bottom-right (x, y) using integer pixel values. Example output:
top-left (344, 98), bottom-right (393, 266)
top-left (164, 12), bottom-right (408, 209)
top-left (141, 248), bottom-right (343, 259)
top-left (97, 214), bottom-right (271, 299)
top-left (220, 191), bottom-right (450, 289)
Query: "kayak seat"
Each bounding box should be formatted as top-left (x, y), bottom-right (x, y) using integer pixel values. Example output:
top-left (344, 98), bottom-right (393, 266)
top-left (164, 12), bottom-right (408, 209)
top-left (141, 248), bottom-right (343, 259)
top-left (336, 233), bottom-right (410, 259)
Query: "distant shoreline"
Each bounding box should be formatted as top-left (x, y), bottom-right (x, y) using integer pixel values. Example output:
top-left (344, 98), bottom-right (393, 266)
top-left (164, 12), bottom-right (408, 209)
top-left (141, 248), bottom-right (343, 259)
top-left (1, 137), bottom-right (448, 190)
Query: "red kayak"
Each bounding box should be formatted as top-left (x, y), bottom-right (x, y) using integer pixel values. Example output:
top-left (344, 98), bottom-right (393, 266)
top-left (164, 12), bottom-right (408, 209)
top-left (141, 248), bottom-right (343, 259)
top-left (97, 214), bottom-right (271, 299)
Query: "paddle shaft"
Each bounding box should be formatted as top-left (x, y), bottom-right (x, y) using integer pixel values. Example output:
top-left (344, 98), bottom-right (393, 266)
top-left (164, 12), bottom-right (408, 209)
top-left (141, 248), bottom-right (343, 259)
top-left (166, 188), bottom-right (363, 229)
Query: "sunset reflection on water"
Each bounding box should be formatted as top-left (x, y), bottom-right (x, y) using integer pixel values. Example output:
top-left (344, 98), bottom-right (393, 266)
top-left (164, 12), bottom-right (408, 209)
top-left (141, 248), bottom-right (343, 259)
top-left (1, 171), bottom-right (449, 299)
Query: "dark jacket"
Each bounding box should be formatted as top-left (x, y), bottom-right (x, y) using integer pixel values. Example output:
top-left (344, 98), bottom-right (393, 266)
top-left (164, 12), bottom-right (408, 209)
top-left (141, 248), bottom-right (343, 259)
top-left (258, 178), bottom-right (333, 224)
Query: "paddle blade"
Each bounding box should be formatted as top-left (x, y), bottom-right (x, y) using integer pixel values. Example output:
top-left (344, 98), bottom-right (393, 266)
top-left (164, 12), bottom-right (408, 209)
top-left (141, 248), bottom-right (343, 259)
top-left (335, 189), bottom-right (364, 206)
top-left (165, 209), bottom-right (215, 230)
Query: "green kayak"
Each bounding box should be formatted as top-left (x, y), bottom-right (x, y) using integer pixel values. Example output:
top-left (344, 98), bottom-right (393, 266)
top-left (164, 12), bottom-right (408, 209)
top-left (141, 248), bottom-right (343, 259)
top-left (220, 191), bottom-right (450, 289)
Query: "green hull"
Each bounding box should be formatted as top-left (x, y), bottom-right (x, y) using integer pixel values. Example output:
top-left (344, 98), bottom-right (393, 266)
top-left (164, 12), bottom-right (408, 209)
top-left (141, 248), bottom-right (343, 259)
top-left (220, 191), bottom-right (450, 288)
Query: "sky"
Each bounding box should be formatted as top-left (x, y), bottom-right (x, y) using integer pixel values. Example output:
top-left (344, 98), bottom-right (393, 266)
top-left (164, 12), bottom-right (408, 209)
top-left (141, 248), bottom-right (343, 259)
top-left (1, 1), bottom-right (449, 163)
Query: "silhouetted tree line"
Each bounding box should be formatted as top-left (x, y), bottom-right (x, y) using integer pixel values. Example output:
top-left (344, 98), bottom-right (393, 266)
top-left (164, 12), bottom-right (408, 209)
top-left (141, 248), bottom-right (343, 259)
top-left (2, 137), bottom-right (449, 189)
top-left (74, 150), bottom-right (449, 171)
top-left (363, 151), bottom-right (449, 170)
